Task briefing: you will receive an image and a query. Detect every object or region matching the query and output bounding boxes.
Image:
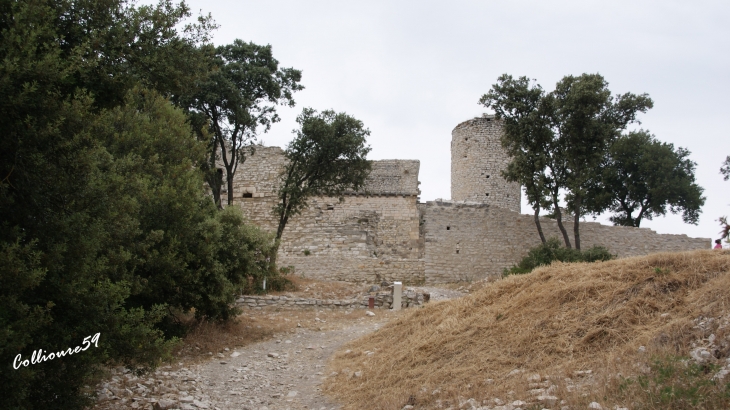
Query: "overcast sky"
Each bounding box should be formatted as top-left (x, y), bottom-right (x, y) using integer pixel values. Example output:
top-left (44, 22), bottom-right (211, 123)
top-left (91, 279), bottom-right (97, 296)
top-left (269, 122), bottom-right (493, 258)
top-left (172, 0), bottom-right (729, 242)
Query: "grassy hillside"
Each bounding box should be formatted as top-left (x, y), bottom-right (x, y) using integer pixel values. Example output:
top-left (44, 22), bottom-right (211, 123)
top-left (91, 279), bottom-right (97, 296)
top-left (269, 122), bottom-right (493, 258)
top-left (324, 250), bottom-right (730, 409)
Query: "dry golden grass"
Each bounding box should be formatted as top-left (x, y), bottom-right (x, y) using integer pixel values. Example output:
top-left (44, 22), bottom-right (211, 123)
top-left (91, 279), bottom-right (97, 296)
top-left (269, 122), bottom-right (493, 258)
top-left (324, 250), bottom-right (730, 409)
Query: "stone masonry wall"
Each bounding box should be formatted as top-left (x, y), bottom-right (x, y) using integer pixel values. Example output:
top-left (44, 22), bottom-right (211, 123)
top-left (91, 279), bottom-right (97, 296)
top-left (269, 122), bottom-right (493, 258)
top-left (228, 146), bottom-right (424, 284)
top-left (220, 143), bottom-right (710, 285)
top-left (235, 289), bottom-right (426, 310)
top-left (451, 115), bottom-right (521, 212)
top-left (422, 200), bottom-right (711, 283)
top-left (348, 159), bottom-right (420, 196)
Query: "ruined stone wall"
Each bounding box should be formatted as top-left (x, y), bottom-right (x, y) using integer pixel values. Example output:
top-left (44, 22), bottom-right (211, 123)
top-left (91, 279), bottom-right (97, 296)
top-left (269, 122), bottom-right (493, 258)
top-left (275, 194), bottom-right (424, 284)
top-left (451, 115), bottom-right (521, 212)
top-left (229, 146), bottom-right (424, 284)
top-left (235, 289), bottom-right (426, 310)
top-left (220, 143), bottom-right (710, 285)
top-left (422, 200), bottom-right (711, 283)
top-left (350, 159), bottom-right (420, 196)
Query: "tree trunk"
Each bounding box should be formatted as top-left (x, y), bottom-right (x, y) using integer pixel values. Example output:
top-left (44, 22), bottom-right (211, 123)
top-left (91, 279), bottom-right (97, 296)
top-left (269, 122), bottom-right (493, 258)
top-left (276, 199), bottom-right (292, 241)
top-left (276, 214), bottom-right (287, 242)
top-left (552, 194), bottom-right (572, 248)
top-left (206, 169), bottom-right (224, 210)
top-left (226, 171), bottom-right (234, 206)
top-left (573, 195), bottom-right (581, 250)
top-left (205, 139), bottom-right (224, 210)
top-left (534, 206), bottom-right (546, 244)
top-left (634, 202), bottom-right (648, 227)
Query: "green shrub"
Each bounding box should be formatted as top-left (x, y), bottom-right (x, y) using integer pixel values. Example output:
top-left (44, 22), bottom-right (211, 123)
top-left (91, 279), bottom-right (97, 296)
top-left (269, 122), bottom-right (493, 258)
top-left (0, 2), bottom-right (261, 405)
top-left (503, 238), bottom-right (614, 276)
top-left (239, 264), bottom-right (296, 295)
top-left (266, 270), bottom-right (296, 293)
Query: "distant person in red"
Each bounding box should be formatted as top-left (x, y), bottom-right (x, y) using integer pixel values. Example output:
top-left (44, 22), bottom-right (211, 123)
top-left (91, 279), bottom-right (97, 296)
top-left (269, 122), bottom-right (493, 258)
top-left (715, 239), bottom-right (724, 249)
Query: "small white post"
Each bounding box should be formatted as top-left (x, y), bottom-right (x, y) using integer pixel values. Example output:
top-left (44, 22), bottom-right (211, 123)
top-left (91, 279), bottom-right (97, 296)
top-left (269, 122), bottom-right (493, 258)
top-left (392, 282), bottom-right (402, 311)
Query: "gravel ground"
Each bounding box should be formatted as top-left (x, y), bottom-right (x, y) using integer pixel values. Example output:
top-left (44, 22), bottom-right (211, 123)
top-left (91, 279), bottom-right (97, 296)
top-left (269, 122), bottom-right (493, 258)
top-left (94, 288), bottom-right (467, 410)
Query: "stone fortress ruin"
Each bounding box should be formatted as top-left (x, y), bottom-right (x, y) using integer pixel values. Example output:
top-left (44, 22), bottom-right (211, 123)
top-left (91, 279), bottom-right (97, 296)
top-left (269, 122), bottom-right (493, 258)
top-left (228, 115), bottom-right (710, 284)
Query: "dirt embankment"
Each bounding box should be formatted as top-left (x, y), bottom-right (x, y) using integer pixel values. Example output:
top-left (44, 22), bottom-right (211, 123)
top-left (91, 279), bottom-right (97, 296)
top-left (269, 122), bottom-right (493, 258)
top-left (325, 250), bottom-right (730, 410)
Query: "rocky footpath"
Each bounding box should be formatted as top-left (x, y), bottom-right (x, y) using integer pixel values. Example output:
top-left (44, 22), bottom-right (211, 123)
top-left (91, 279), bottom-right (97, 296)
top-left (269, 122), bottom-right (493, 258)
top-left (93, 283), bottom-right (470, 410)
top-left (94, 311), bottom-right (395, 410)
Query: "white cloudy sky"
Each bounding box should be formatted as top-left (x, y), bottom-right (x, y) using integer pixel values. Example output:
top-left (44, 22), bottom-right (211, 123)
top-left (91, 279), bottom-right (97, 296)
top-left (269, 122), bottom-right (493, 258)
top-left (173, 0), bottom-right (729, 241)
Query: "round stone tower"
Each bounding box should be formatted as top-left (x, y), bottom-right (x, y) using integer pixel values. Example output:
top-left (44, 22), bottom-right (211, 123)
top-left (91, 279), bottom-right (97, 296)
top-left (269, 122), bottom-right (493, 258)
top-left (451, 114), bottom-right (521, 212)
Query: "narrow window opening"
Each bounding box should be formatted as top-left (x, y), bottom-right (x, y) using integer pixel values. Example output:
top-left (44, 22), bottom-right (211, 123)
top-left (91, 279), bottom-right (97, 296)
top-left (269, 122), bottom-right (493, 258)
top-left (485, 193), bottom-right (490, 197)
top-left (242, 193), bottom-right (253, 198)
top-left (326, 204), bottom-right (334, 210)
top-left (486, 175), bottom-right (490, 178)
top-left (446, 226), bottom-right (450, 230)
top-left (456, 250), bottom-right (460, 254)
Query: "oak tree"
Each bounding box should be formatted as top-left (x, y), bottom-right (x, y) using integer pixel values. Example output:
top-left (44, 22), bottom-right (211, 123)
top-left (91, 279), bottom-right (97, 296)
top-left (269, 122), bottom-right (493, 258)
top-left (186, 40), bottom-right (303, 207)
top-left (551, 74), bottom-right (653, 249)
top-left (479, 75), bottom-right (555, 244)
top-left (583, 130), bottom-right (705, 227)
top-left (274, 108), bottom-right (371, 242)
top-left (481, 73), bottom-right (653, 249)
top-left (0, 1), bottom-right (276, 407)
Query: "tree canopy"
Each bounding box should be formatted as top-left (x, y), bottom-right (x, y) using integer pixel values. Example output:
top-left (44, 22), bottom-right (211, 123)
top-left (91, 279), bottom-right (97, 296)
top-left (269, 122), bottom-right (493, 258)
top-left (481, 73), bottom-right (663, 249)
top-left (274, 108), bottom-right (371, 241)
top-left (0, 1), bottom-right (277, 407)
top-left (185, 40), bottom-right (303, 208)
top-left (583, 130), bottom-right (705, 227)
top-left (479, 75), bottom-right (556, 244)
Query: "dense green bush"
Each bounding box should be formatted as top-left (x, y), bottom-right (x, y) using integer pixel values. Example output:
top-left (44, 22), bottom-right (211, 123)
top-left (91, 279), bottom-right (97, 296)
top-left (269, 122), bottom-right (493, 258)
top-left (503, 238), bottom-right (614, 276)
top-left (240, 266), bottom-right (296, 295)
top-left (0, 1), bottom-right (282, 408)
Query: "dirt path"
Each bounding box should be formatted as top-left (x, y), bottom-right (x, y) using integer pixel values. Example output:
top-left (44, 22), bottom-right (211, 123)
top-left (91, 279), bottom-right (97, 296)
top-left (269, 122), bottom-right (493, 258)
top-left (95, 310), bottom-right (399, 410)
top-left (193, 314), bottom-right (391, 410)
top-left (94, 284), bottom-right (468, 410)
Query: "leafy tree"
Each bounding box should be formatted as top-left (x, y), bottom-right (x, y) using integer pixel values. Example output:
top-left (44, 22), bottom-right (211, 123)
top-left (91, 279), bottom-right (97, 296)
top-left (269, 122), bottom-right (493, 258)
top-left (551, 74), bottom-right (653, 249)
top-left (721, 156), bottom-right (730, 181)
top-left (92, 90), bottom-right (276, 322)
top-left (185, 40), bottom-right (303, 207)
top-left (0, 1), bottom-right (277, 408)
top-left (583, 130), bottom-right (705, 227)
top-left (0, 88), bottom-right (182, 409)
top-left (274, 108), bottom-right (371, 242)
top-left (481, 73), bottom-right (653, 249)
top-left (480, 75), bottom-right (562, 244)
